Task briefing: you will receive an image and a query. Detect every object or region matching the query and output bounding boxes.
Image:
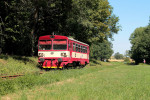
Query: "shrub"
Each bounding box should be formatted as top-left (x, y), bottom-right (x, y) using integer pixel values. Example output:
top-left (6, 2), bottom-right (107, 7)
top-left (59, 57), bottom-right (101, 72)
top-left (124, 57), bottom-right (130, 63)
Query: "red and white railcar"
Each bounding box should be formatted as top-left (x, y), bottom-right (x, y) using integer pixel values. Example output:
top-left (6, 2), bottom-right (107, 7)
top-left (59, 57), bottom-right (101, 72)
top-left (38, 35), bottom-right (89, 69)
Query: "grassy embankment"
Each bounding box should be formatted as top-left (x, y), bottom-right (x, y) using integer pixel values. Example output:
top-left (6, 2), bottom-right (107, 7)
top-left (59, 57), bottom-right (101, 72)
top-left (0, 54), bottom-right (40, 75)
top-left (0, 55), bottom-right (103, 96)
top-left (1, 55), bottom-right (150, 100)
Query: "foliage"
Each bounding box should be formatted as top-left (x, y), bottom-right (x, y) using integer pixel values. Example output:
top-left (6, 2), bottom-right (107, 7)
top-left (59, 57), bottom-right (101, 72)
top-left (129, 25), bottom-right (150, 64)
top-left (124, 57), bottom-right (130, 63)
top-left (90, 41), bottom-right (113, 61)
top-left (0, 0), bottom-right (33, 55)
top-left (124, 50), bottom-right (131, 57)
top-left (114, 52), bottom-right (124, 59)
top-left (0, 0), bottom-right (120, 57)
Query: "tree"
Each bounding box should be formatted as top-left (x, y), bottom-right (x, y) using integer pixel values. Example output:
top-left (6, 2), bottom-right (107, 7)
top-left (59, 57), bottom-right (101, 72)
top-left (0, 0), bottom-right (120, 57)
top-left (90, 41), bottom-right (113, 61)
top-left (124, 50), bottom-right (131, 57)
top-left (130, 25), bottom-right (150, 64)
top-left (114, 52), bottom-right (124, 59)
top-left (0, 0), bottom-right (33, 55)
top-left (68, 0), bottom-right (120, 44)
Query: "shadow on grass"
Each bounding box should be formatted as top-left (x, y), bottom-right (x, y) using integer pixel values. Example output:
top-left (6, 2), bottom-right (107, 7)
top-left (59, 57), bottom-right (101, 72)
top-left (126, 62), bottom-right (136, 65)
top-left (36, 64), bottom-right (84, 71)
top-left (36, 64), bottom-right (43, 70)
top-left (12, 56), bottom-right (34, 65)
top-left (90, 59), bottom-right (101, 65)
top-left (125, 62), bottom-right (150, 66)
top-left (36, 64), bottom-right (59, 71)
top-left (0, 54), bottom-right (8, 60)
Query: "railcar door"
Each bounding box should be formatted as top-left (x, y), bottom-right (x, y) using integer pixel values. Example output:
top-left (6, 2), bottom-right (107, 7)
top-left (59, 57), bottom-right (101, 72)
top-left (68, 40), bottom-right (73, 58)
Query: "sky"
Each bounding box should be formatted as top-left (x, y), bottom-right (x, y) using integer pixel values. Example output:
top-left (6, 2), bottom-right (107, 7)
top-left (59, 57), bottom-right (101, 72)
top-left (108, 0), bottom-right (150, 55)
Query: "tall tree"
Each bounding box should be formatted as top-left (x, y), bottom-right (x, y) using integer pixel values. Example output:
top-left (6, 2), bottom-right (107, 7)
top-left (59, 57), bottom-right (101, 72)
top-left (0, 0), bottom-right (33, 55)
top-left (130, 25), bottom-right (150, 64)
top-left (0, 0), bottom-right (120, 57)
top-left (90, 41), bottom-right (113, 61)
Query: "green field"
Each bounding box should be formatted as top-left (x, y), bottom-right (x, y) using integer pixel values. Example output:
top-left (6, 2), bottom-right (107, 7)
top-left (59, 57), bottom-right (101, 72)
top-left (1, 58), bottom-right (150, 100)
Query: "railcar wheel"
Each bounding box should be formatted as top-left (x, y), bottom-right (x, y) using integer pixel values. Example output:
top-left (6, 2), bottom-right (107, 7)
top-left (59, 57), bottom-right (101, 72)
top-left (73, 62), bottom-right (77, 69)
top-left (79, 62), bottom-right (82, 68)
top-left (61, 64), bottom-right (66, 70)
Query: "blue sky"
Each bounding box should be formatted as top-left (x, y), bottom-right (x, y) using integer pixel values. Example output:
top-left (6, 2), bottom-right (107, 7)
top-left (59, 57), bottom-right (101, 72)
top-left (108, 0), bottom-right (150, 55)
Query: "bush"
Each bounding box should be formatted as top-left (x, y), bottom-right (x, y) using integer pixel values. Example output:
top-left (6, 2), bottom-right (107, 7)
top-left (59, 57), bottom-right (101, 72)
top-left (124, 57), bottom-right (130, 63)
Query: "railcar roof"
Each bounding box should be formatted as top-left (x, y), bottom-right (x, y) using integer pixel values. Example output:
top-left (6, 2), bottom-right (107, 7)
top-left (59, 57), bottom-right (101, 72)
top-left (39, 35), bottom-right (89, 46)
top-left (39, 35), bottom-right (67, 40)
top-left (68, 37), bottom-right (89, 46)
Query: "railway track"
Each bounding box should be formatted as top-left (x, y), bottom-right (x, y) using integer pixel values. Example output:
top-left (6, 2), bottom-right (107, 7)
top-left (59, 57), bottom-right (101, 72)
top-left (0, 72), bottom-right (44, 79)
top-left (0, 68), bottom-right (74, 80)
top-left (0, 74), bottom-right (25, 79)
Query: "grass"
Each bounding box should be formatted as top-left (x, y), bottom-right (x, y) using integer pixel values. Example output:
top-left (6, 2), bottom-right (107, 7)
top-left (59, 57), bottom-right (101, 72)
top-left (1, 62), bottom-right (150, 100)
top-left (0, 54), bottom-right (40, 75)
top-left (0, 55), bottom-right (105, 96)
top-left (1, 55), bottom-right (150, 100)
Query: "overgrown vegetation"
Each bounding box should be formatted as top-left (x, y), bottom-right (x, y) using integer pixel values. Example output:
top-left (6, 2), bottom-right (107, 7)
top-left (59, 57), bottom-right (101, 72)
top-left (114, 52), bottom-right (124, 59)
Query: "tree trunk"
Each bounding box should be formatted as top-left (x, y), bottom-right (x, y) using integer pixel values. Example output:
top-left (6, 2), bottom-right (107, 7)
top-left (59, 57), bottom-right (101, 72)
top-left (31, 5), bottom-right (38, 56)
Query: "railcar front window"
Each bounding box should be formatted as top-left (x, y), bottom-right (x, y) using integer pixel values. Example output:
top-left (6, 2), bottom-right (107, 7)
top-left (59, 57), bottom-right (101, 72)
top-left (39, 40), bottom-right (52, 50)
top-left (53, 39), bottom-right (67, 50)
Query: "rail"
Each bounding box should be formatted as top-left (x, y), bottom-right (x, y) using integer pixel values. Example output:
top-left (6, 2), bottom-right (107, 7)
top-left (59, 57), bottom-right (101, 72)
top-left (0, 72), bottom-right (44, 79)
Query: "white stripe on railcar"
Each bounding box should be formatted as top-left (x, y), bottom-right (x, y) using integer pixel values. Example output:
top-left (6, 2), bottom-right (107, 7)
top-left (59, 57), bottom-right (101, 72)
top-left (38, 51), bottom-right (70, 57)
top-left (72, 52), bottom-right (87, 59)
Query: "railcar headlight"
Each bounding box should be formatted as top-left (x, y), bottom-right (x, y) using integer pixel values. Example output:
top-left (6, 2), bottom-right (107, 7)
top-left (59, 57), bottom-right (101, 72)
top-left (64, 53), bottom-right (67, 57)
top-left (38, 53), bottom-right (44, 57)
top-left (58, 58), bottom-right (62, 62)
top-left (61, 53), bottom-right (64, 56)
top-left (39, 58), bottom-right (45, 62)
top-left (60, 53), bottom-right (67, 57)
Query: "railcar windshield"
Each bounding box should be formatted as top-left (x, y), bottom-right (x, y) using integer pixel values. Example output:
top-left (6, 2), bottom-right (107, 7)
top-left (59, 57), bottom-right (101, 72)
top-left (53, 39), bottom-right (67, 50)
top-left (39, 40), bottom-right (52, 50)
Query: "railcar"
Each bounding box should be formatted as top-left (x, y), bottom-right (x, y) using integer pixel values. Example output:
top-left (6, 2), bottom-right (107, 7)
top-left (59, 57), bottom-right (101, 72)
top-left (38, 35), bottom-right (89, 69)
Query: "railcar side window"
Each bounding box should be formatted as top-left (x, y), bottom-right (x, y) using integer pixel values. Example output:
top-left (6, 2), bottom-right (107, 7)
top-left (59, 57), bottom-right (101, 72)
top-left (73, 43), bottom-right (75, 51)
top-left (78, 45), bottom-right (80, 52)
top-left (53, 39), bottom-right (67, 50)
top-left (39, 40), bottom-right (51, 50)
top-left (82, 46), bottom-right (84, 53)
top-left (69, 42), bottom-right (72, 50)
top-left (81, 46), bottom-right (83, 52)
top-left (76, 44), bottom-right (78, 52)
top-left (85, 47), bottom-right (87, 53)
top-left (83, 46), bottom-right (85, 53)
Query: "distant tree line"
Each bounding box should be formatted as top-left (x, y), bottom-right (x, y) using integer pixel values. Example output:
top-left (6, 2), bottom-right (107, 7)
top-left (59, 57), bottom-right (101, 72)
top-left (130, 21), bottom-right (150, 64)
top-left (0, 0), bottom-right (120, 60)
top-left (114, 52), bottom-right (124, 59)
